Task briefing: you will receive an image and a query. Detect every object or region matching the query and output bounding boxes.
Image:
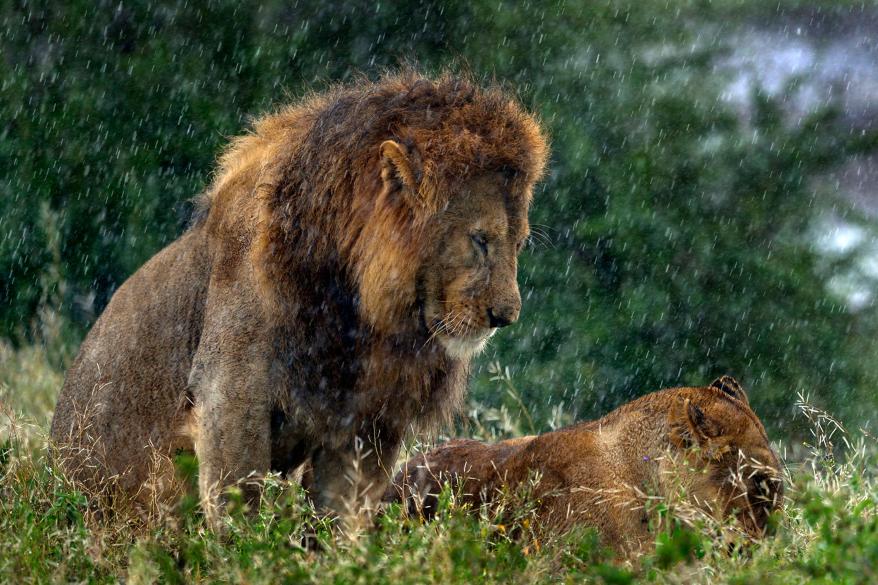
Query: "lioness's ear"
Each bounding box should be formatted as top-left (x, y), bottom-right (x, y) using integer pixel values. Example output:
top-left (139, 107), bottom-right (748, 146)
top-left (686, 400), bottom-right (723, 440)
top-left (670, 398), bottom-right (723, 449)
top-left (711, 375), bottom-right (748, 404)
top-left (380, 140), bottom-right (423, 196)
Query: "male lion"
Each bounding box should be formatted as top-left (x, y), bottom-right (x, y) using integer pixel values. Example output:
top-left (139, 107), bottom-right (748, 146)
top-left (387, 376), bottom-right (784, 554)
top-left (50, 71), bottom-right (548, 525)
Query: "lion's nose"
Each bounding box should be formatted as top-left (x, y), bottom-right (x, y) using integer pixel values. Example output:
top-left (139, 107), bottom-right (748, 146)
top-left (487, 306), bottom-right (517, 328)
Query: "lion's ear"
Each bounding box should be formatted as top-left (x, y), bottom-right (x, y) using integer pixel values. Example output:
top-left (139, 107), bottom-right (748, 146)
top-left (670, 398), bottom-right (723, 449)
top-left (380, 140), bottom-right (423, 199)
top-left (710, 375), bottom-right (748, 404)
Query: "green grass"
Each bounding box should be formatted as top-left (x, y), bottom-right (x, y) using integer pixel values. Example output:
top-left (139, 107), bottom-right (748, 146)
top-left (1, 344), bottom-right (877, 584)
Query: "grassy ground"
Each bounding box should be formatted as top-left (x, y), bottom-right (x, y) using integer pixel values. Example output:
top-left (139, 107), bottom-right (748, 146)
top-left (1, 342), bottom-right (877, 584)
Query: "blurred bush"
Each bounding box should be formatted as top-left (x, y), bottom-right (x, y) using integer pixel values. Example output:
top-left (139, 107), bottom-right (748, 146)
top-left (2, 0), bottom-right (876, 435)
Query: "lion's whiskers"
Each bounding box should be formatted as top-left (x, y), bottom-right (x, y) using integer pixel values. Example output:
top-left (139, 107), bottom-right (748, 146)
top-left (451, 313), bottom-right (472, 337)
top-left (422, 306), bottom-right (475, 350)
top-left (442, 307), bottom-right (469, 338)
top-left (527, 226), bottom-right (554, 250)
top-left (422, 308), bottom-right (460, 349)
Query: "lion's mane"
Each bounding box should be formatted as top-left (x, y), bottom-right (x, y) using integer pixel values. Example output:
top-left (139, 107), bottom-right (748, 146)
top-left (203, 71), bottom-right (547, 331)
top-left (195, 71), bottom-right (548, 432)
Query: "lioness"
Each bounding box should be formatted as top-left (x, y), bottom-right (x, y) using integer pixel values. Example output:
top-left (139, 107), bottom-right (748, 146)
top-left (50, 71), bottom-right (548, 525)
top-left (387, 376), bottom-right (783, 553)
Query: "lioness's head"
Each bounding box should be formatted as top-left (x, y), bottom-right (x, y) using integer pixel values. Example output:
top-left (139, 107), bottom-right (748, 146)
top-left (668, 376), bottom-right (784, 539)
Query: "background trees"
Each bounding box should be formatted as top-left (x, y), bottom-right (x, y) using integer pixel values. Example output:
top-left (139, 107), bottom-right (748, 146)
top-left (3, 0), bottom-right (876, 435)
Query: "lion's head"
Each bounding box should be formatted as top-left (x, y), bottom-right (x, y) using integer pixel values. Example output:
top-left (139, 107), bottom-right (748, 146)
top-left (239, 71), bottom-right (548, 359)
top-left (419, 171), bottom-right (528, 360)
top-left (668, 376), bottom-right (784, 538)
top-left (377, 156), bottom-right (531, 359)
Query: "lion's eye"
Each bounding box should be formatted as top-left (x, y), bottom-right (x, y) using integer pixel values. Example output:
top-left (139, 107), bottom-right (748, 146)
top-left (471, 233), bottom-right (488, 255)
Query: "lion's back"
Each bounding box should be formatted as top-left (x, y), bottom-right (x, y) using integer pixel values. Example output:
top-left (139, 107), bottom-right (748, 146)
top-left (51, 228), bottom-right (211, 491)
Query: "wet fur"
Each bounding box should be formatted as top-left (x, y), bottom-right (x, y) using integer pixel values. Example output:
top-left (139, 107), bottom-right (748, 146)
top-left (50, 70), bottom-right (548, 524)
top-left (387, 377), bottom-right (783, 554)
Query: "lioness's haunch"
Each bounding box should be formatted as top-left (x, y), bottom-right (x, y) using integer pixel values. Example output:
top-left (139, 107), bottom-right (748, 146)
top-left (50, 71), bottom-right (548, 525)
top-left (386, 377), bottom-right (783, 553)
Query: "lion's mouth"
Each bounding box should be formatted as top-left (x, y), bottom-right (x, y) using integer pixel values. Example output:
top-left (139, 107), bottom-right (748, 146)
top-left (426, 311), bottom-right (485, 339)
top-left (437, 328), bottom-right (496, 360)
top-left (422, 302), bottom-right (496, 359)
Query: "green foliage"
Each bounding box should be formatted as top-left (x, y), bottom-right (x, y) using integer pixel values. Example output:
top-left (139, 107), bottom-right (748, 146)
top-left (5, 0), bottom-right (878, 570)
top-left (459, 2), bottom-right (878, 433)
top-left (2, 346), bottom-right (878, 582)
top-left (3, 2), bottom-right (878, 435)
top-left (0, 438), bottom-right (99, 580)
top-left (3, 396), bottom-right (878, 583)
top-left (653, 524), bottom-right (706, 569)
top-left (0, 0), bottom-right (469, 340)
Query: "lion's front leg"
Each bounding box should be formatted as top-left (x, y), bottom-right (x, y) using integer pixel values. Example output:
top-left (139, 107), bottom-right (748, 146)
top-left (307, 430), bottom-right (401, 529)
top-left (193, 369), bottom-right (272, 530)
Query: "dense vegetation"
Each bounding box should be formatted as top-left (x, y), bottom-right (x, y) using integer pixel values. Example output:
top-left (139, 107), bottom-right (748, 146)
top-left (2, 348), bottom-right (877, 583)
top-left (3, 0), bottom-right (877, 435)
top-left (2, 0), bottom-right (878, 581)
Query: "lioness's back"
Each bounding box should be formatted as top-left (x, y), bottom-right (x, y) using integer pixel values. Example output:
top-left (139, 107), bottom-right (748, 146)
top-left (388, 377), bottom-right (783, 553)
